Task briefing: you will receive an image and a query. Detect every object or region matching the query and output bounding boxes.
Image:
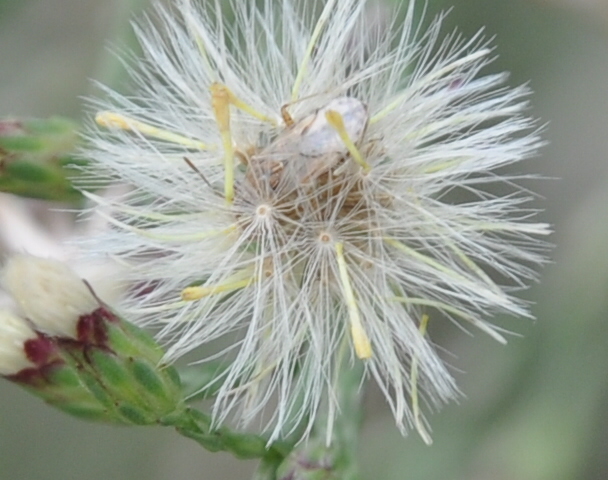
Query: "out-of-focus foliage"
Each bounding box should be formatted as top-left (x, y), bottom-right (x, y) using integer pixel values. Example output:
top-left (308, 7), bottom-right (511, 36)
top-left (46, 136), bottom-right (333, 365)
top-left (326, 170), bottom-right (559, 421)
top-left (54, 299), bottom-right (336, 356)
top-left (0, 117), bottom-right (83, 202)
top-left (1, 0), bottom-right (607, 479)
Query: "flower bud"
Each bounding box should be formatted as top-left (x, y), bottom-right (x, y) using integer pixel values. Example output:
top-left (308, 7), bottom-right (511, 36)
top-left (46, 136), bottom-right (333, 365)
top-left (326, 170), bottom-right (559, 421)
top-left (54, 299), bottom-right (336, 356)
top-left (2, 255), bottom-right (99, 339)
top-left (0, 116), bottom-right (82, 203)
top-left (1, 254), bottom-right (183, 425)
top-left (0, 310), bottom-right (36, 376)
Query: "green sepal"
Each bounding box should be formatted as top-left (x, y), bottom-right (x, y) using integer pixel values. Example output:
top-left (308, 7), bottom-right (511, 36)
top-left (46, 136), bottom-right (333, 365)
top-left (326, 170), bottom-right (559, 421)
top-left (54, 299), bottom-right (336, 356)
top-left (87, 349), bottom-right (144, 408)
top-left (42, 332), bottom-right (183, 426)
top-left (104, 319), bottom-right (183, 411)
top-left (89, 349), bottom-right (133, 388)
top-left (53, 403), bottom-right (112, 422)
top-left (76, 324), bottom-right (183, 424)
top-left (116, 403), bottom-right (155, 425)
top-left (129, 358), bottom-right (167, 400)
top-left (12, 361), bottom-right (119, 424)
top-left (61, 351), bottom-right (121, 413)
top-left (105, 319), bottom-right (164, 362)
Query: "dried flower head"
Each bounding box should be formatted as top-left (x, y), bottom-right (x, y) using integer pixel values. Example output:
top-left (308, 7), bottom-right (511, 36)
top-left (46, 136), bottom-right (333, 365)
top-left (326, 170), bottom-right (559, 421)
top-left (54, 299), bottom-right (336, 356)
top-left (81, 0), bottom-right (549, 441)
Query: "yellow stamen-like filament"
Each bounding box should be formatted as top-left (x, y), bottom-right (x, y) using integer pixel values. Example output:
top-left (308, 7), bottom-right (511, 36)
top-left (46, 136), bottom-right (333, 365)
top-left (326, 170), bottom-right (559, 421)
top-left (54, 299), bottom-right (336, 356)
top-left (211, 83), bottom-right (277, 125)
top-left (370, 49), bottom-right (491, 125)
top-left (95, 111), bottom-right (211, 150)
top-left (405, 108), bottom-right (522, 147)
top-left (385, 238), bottom-right (476, 286)
top-left (210, 83), bottom-right (236, 203)
top-left (410, 314), bottom-right (433, 445)
top-left (82, 190), bottom-right (234, 224)
top-left (183, 1), bottom-right (217, 82)
top-left (385, 237), bottom-right (508, 307)
top-left (335, 242), bottom-right (372, 359)
top-left (210, 83), bottom-right (279, 203)
top-left (291, 0), bottom-right (337, 101)
top-left (94, 207), bottom-right (235, 243)
top-left (391, 296), bottom-right (507, 344)
top-left (229, 95), bottom-right (277, 126)
top-left (421, 159), bottom-right (463, 174)
top-left (181, 277), bottom-right (253, 301)
top-left (446, 240), bottom-right (502, 293)
top-left (325, 110), bottom-right (371, 172)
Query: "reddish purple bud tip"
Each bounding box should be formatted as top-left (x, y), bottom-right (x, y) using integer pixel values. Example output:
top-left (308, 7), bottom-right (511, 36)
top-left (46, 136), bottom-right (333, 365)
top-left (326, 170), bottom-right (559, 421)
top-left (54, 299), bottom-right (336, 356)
top-left (23, 335), bottom-right (57, 366)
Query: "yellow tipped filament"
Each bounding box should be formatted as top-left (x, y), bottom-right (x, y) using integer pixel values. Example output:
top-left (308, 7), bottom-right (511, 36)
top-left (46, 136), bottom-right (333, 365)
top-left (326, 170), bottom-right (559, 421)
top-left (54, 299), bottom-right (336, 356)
top-left (210, 84), bottom-right (236, 203)
top-left (181, 277), bottom-right (253, 301)
top-left (335, 242), bottom-right (372, 360)
top-left (210, 83), bottom-right (277, 125)
top-left (325, 110), bottom-right (371, 172)
top-left (210, 83), bottom-right (278, 203)
top-left (410, 314), bottom-right (433, 445)
top-left (291, 0), bottom-right (337, 101)
top-left (95, 111), bottom-right (211, 150)
top-left (370, 49), bottom-right (491, 125)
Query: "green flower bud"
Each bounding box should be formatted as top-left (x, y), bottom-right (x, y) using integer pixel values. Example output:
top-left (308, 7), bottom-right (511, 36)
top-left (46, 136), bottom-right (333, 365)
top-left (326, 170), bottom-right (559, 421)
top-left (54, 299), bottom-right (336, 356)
top-left (57, 306), bottom-right (183, 425)
top-left (0, 117), bottom-right (82, 202)
top-left (0, 309), bottom-right (110, 420)
top-left (1, 255), bottom-right (183, 425)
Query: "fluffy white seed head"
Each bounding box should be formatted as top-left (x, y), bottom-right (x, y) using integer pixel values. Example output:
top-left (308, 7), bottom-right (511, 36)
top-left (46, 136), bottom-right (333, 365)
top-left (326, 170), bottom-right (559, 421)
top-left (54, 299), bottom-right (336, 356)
top-left (81, 0), bottom-right (550, 441)
top-left (2, 255), bottom-right (99, 339)
top-left (0, 310), bottom-right (36, 376)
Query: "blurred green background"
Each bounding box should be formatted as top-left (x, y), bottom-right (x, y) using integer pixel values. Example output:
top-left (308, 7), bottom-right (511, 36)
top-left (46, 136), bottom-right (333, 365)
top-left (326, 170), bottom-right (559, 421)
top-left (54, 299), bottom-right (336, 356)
top-left (1, 0), bottom-right (607, 479)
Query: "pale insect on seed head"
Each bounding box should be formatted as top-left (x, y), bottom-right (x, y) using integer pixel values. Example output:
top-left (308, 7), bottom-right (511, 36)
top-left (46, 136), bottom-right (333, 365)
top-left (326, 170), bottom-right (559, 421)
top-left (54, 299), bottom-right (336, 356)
top-left (243, 96), bottom-right (369, 191)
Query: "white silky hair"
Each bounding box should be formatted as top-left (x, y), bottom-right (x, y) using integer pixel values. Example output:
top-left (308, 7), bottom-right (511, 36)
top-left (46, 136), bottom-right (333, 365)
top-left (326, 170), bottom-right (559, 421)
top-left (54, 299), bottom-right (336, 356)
top-left (2, 255), bottom-right (99, 339)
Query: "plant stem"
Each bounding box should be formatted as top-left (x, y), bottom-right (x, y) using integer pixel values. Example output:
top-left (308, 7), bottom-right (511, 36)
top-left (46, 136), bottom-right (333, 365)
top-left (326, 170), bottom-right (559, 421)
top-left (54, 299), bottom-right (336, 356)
top-left (162, 406), bottom-right (292, 462)
top-left (272, 354), bottom-right (366, 480)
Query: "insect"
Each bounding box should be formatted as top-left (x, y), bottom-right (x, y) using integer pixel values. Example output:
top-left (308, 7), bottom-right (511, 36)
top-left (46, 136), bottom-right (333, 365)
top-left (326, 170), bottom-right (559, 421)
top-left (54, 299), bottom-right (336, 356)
top-left (246, 96), bottom-right (369, 190)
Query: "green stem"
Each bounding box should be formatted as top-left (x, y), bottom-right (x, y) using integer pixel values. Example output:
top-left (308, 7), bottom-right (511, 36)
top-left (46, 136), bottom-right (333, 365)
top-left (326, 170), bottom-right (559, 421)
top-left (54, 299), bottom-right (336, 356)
top-left (253, 457), bottom-right (282, 480)
top-left (273, 356), bottom-right (366, 480)
top-left (162, 406), bottom-right (291, 462)
top-left (331, 360), bottom-right (365, 480)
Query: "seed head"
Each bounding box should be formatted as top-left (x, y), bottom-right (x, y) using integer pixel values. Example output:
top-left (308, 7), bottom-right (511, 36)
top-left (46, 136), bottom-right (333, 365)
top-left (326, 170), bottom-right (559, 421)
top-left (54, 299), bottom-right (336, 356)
top-left (82, 0), bottom-right (549, 441)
